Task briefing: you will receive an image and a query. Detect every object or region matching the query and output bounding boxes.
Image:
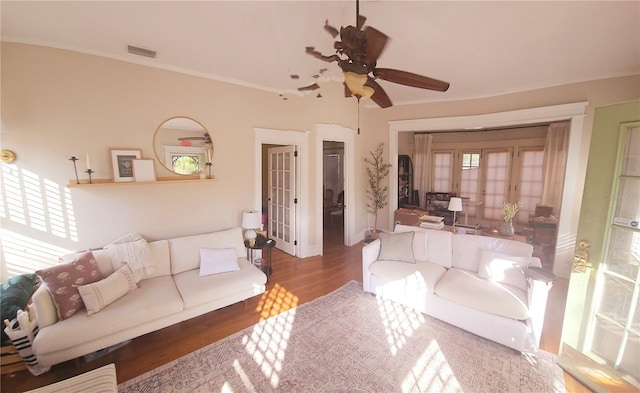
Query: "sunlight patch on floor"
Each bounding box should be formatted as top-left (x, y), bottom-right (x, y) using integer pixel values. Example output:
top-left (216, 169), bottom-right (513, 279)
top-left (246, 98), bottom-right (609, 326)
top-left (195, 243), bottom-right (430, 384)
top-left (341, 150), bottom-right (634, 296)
top-left (376, 292), bottom-right (426, 356)
top-left (401, 339), bottom-right (462, 392)
top-left (242, 284), bottom-right (298, 388)
top-left (231, 359), bottom-right (257, 392)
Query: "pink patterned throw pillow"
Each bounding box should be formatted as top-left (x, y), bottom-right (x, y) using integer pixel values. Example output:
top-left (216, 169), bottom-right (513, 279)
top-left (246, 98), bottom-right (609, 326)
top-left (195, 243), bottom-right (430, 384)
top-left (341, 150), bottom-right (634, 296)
top-left (36, 251), bottom-right (103, 320)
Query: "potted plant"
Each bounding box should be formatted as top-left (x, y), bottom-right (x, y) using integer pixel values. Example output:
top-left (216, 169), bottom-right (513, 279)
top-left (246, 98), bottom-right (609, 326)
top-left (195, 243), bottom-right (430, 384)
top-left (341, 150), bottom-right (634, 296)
top-left (500, 201), bottom-right (522, 236)
top-left (365, 143), bottom-right (392, 238)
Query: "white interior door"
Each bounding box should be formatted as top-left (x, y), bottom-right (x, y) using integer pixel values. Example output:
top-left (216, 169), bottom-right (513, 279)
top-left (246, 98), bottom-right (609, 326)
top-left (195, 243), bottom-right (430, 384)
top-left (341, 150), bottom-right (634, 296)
top-left (268, 146), bottom-right (296, 255)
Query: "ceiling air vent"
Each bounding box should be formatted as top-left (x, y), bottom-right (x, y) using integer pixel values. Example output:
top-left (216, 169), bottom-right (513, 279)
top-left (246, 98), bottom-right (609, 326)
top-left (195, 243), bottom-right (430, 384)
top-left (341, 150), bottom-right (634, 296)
top-left (127, 45), bottom-right (156, 59)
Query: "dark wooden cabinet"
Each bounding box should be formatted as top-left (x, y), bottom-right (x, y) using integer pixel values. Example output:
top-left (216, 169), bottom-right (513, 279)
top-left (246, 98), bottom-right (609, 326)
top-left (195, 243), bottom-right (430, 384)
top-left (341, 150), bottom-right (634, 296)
top-left (425, 192), bottom-right (456, 225)
top-left (398, 155), bottom-right (413, 208)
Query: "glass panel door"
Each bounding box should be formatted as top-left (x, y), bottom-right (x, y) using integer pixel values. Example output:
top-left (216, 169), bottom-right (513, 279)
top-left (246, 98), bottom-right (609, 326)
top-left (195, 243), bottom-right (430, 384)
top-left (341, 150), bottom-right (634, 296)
top-left (268, 145), bottom-right (296, 255)
top-left (482, 149), bottom-right (512, 222)
top-left (431, 150), bottom-right (453, 192)
top-left (586, 127), bottom-right (640, 381)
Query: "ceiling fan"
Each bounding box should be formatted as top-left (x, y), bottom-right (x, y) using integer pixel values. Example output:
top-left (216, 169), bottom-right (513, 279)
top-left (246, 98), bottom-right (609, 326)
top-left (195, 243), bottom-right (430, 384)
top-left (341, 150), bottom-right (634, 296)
top-left (178, 133), bottom-right (211, 146)
top-left (305, 0), bottom-right (450, 108)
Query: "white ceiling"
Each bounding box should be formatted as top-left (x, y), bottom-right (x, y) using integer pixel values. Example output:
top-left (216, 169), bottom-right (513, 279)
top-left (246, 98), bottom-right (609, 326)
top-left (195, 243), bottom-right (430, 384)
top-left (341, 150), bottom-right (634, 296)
top-left (3, 1), bottom-right (639, 107)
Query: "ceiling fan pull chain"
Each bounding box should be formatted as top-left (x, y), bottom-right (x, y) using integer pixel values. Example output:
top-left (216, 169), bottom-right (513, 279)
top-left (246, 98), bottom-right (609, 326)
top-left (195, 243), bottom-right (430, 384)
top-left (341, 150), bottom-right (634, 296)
top-left (357, 97), bottom-right (361, 135)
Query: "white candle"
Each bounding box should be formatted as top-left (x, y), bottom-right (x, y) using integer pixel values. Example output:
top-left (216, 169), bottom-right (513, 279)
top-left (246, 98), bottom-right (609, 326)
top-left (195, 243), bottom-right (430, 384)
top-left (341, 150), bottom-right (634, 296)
top-left (86, 153), bottom-right (91, 170)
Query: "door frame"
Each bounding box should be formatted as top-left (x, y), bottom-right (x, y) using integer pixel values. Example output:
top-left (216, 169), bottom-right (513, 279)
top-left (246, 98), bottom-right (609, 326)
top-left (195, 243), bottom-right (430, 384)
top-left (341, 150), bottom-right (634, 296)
top-left (253, 127), bottom-right (310, 257)
top-left (315, 124), bottom-right (356, 251)
top-left (388, 102), bottom-right (588, 279)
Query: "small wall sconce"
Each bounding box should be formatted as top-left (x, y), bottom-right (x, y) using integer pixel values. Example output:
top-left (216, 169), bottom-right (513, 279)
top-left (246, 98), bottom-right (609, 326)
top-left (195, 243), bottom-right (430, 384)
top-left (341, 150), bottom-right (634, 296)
top-left (1, 150), bottom-right (16, 164)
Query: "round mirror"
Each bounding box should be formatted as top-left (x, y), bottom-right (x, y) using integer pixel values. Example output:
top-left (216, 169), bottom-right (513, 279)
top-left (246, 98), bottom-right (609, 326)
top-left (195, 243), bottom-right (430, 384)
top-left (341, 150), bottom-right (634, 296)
top-left (153, 117), bottom-right (213, 175)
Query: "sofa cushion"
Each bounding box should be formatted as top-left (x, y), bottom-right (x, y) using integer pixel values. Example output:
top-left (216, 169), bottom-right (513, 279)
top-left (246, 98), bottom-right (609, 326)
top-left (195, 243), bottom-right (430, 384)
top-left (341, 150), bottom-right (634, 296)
top-left (169, 227), bottom-right (246, 275)
top-left (32, 284), bottom-right (58, 328)
top-left (435, 268), bottom-right (529, 320)
top-left (478, 249), bottom-right (531, 291)
top-left (77, 263), bottom-right (138, 316)
top-left (36, 251), bottom-right (103, 320)
top-left (143, 240), bottom-right (172, 279)
top-left (199, 248), bottom-right (240, 276)
top-left (61, 249), bottom-right (114, 280)
top-left (369, 260), bottom-right (447, 295)
top-left (451, 234), bottom-right (533, 272)
top-left (173, 258), bottom-right (266, 309)
top-left (393, 225), bottom-right (452, 268)
top-left (378, 231), bottom-right (415, 263)
top-left (32, 276), bottom-right (183, 355)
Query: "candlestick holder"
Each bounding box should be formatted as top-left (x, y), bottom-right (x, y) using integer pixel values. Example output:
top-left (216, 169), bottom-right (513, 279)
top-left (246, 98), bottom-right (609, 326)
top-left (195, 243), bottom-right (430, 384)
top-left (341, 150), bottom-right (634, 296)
top-left (206, 162), bottom-right (212, 179)
top-left (69, 156), bottom-right (80, 184)
top-left (85, 169), bottom-right (94, 184)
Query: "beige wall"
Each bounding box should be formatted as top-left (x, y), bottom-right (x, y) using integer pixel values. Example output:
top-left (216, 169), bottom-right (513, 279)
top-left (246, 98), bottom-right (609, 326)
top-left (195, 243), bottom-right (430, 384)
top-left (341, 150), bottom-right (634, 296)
top-left (0, 43), bottom-right (357, 276)
top-left (1, 42), bottom-right (639, 277)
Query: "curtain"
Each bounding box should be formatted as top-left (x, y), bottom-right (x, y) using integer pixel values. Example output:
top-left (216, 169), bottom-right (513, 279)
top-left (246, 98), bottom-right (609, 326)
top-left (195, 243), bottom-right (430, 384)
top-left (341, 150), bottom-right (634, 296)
top-left (414, 134), bottom-right (433, 208)
top-left (541, 121), bottom-right (570, 216)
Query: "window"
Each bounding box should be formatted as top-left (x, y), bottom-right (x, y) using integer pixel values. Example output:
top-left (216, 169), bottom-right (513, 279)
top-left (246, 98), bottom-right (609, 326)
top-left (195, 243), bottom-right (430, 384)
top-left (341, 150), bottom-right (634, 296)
top-left (432, 151), bottom-right (453, 192)
top-left (462, 153), bottom-right (480, 170)
top-left (516, 148), bottom-right (544, 224)
top-left (163, 146), bottom-right (208, 175)
top-left (483, 150), bottom-right (512, 221)
top-left (459, 152), bottom-right (481, 217)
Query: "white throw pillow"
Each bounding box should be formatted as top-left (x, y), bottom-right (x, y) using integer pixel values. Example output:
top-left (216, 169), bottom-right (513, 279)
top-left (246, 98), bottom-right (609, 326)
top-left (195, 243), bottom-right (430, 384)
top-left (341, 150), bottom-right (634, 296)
top-left (377, 231), bottom-right (416, 264)
top-left (199, 248), bottom-right (240, 276)
top-left (478, 249), bottom-right (531, 290)
top-left (77, 263), bottom-right (138, 316)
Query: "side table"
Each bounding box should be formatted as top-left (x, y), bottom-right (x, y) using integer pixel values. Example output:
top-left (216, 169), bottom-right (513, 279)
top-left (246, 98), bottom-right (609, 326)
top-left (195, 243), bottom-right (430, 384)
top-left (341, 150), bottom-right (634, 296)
top-left (244, 238), bottom-right (275, 277)
top-left (523, 266), bottom-right (556, 284)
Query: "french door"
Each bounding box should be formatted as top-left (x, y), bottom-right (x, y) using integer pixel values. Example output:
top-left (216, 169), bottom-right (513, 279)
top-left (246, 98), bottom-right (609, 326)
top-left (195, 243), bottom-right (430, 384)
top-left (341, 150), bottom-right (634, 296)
top-left (267, 146), bottom-right (296, 255)
top-left (559, 102), bottom-right (640, 390)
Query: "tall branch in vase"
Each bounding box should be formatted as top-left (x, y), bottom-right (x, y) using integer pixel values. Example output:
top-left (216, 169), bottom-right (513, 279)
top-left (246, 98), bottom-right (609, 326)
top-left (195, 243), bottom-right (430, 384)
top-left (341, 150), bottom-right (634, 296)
top-left (365, 143), bottom-right (392, 233)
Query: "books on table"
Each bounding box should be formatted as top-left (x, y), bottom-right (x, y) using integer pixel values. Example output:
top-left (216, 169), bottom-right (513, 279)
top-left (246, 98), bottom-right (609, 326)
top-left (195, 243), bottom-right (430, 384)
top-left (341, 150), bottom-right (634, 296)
top-left (420, 221), bottom-right (445, 229)
top-left (419, 215), bottom-right (445, 229)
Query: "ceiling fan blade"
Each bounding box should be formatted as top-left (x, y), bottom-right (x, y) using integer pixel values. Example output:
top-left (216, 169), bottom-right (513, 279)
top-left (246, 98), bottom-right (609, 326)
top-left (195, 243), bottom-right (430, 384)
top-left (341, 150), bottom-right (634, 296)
top-left (306, 46), bottom-right (340, 63)
top-left (374, 68), bottom-right (450, 91)
top-left (356, 14), bottom-right (366, 30)
top-left (363, 26), bottom-right (388, 68)
top-left (364, 78), bottom-right (392, 108)
top-left (298, 83), bottom-right (320, 91)
top-left (324, 19), bottom-right (339, 38)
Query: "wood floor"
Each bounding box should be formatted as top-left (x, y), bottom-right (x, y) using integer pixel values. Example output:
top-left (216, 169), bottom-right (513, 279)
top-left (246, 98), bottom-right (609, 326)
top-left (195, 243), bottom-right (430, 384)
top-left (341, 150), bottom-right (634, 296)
top-left (2, 230), bottom-right (591, 392)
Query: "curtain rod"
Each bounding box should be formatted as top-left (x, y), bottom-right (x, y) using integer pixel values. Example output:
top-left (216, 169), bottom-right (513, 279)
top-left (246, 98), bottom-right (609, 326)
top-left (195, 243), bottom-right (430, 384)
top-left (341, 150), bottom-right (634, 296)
top-left (414, 122), bottom-right (551, 135)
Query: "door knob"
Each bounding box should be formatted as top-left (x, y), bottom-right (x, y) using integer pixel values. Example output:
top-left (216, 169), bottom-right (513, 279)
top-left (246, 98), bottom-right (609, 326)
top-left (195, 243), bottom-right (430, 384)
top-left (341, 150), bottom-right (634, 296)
top-left (573, 239), bottom-right (592, 273)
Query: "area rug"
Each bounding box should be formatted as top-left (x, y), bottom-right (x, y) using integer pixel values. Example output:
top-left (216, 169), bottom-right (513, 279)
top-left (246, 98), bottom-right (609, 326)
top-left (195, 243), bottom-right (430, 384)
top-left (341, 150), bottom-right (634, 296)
top-left (118, 281), bottom-right (566, 392)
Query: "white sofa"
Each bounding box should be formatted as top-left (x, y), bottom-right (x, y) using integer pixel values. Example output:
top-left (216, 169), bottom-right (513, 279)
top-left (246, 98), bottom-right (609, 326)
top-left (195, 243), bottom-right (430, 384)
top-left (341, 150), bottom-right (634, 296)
top-left (362, 224), bottom-right (554, 353)
top-left (31, 227), bottom-right (267, 368)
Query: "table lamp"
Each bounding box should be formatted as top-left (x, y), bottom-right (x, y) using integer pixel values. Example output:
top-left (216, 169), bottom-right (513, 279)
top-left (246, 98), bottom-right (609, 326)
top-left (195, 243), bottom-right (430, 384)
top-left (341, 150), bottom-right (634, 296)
top-left (448, 197), bottom-right (463, 233)
top-left (242, 210), bottom-right (261, 246)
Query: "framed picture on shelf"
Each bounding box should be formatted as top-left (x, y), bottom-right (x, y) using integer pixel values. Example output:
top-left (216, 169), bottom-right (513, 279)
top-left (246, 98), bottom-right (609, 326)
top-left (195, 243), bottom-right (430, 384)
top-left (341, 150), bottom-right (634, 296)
top-left (132, 159), bottom-right (156, 182)
top-left (110, 149), bottom-right (142, 182)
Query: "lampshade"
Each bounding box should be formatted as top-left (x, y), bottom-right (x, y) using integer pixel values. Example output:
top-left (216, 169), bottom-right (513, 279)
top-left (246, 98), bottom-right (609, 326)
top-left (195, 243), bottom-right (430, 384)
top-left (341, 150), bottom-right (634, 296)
top-left (448, 197), bottom-right (463, 212)
top-left (344, 72), bottom-right (374, 99)
top-left (242, 211), bottom-right (261, 229)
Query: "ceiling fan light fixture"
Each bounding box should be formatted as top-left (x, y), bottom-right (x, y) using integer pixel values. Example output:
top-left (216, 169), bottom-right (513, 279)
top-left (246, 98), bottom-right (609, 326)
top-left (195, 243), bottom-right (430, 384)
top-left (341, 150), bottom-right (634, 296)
top-left (343, 72), bottom-right (374, 99)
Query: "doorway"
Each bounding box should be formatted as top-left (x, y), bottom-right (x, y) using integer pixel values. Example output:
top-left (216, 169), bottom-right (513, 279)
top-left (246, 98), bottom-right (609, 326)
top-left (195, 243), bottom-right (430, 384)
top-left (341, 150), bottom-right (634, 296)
top-left (253, 128), bottom-right (309, 257)
top-left (323, 141), bottom-right (345, 246)
top-left (388, 102), bottom-right (588, 279)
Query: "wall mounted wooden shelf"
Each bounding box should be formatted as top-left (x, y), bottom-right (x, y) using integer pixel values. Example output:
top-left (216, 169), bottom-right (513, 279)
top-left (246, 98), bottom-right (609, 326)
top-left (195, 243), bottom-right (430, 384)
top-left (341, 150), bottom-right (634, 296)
top-left (67, 176), bottom-right (216, 188)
